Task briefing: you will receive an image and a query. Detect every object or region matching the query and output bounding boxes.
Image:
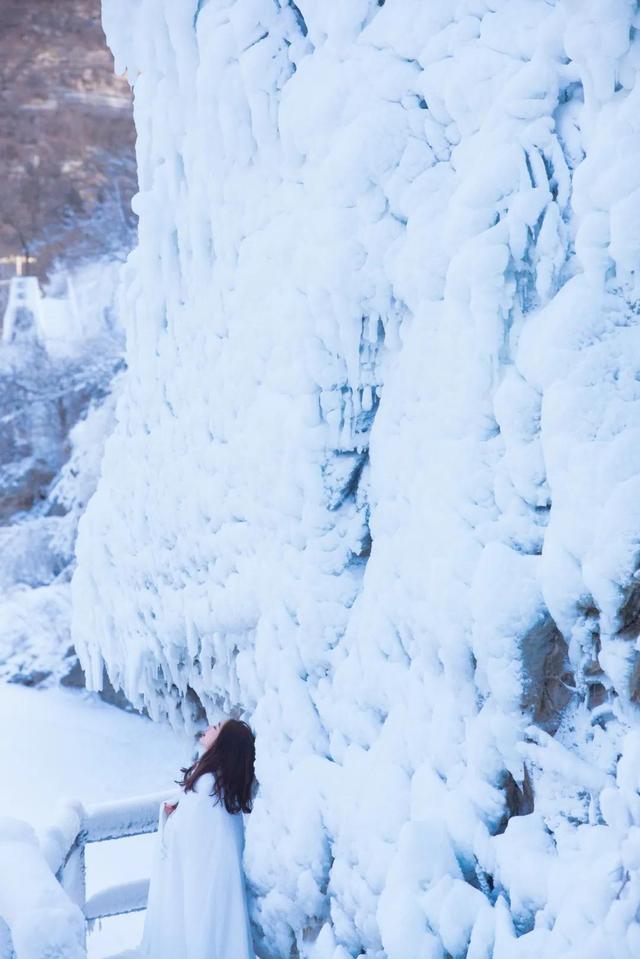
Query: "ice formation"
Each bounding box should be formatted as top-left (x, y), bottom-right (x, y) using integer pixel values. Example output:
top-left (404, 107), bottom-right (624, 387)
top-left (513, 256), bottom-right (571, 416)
top-left (73, 1), bottom-right (640, 956)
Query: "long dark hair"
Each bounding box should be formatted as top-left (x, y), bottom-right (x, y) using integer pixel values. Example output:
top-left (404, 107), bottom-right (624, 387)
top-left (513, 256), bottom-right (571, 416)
top-left (178, 719), bottom-right (256, 814)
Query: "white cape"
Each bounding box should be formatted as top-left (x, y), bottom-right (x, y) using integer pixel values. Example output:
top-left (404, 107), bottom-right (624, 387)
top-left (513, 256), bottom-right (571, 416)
top-left (141, 773), bottom-right (255, 959)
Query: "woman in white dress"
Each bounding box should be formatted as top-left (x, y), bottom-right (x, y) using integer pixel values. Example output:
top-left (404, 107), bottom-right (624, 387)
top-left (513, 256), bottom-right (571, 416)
top-left (141, 718), bottom-right (257, 959)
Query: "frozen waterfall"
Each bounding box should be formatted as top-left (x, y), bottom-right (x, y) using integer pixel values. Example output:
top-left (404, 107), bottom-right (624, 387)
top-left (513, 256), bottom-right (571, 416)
top-left (73, 2), bottom-right (640, 957)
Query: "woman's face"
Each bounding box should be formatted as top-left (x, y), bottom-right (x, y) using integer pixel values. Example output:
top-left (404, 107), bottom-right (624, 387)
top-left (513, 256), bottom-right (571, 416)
top-left (200, 720), bottom-right (225, 751)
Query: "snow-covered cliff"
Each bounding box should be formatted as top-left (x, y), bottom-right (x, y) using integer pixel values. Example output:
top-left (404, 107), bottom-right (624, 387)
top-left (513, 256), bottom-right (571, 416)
top-left (73, 2), bottom-right (640, 956)
top-left (0, 264), bottom-right (122, 688)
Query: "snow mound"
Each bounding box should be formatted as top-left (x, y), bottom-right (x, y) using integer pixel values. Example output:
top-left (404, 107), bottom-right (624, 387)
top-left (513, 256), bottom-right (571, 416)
top-left (0, 818), bottom-right (85, 959)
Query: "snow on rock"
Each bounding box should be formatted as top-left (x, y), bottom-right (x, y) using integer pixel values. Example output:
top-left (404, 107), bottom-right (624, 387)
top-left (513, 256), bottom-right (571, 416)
top-left (0, 520), bottom-right (69, 591)
top-left (0, 583), bottom-right (72, 684)
top-left (40, 261), bottom-right (124, 350)
top-left (0, 391), bottom-right (118, 685)
top-left (0, 818), bottom-right (85, 959)
top-left (0, 258), bottom-right (124, 687)
top-left (73, 1), bottom-right (640, 956)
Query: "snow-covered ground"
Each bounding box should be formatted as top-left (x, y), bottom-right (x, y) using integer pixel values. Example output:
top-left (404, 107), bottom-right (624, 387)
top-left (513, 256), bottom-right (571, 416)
top-left (0, 684), bottom-right (191, 957)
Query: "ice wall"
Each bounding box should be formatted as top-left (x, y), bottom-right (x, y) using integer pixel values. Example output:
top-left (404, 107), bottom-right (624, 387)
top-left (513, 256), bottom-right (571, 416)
top-left (73, 1), bottom-right (640, 956)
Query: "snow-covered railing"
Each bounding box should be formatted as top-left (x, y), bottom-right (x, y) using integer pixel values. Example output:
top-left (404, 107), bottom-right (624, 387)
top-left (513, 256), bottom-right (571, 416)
top-left (61, 790), bottom-right (181, 927)
top-left (0, 789), bottom-right (178, 959)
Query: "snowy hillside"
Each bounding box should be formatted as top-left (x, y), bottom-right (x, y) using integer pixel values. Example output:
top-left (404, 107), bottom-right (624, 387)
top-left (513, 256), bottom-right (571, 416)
top-left (73, 2), bottom-right (640, 957)
top-left (0, 265), bottom-right (122, 687)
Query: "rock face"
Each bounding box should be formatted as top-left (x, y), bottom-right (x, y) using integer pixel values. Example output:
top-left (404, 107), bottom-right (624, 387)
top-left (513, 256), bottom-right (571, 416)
top-left (73, 3), bottom-right (640, 958)
top-left (0, 0), bottom-right (136, 279)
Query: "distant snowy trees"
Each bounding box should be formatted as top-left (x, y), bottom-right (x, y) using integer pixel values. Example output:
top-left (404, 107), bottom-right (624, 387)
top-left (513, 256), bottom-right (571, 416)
top-left (0, 326), bottom-right (120, 520)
